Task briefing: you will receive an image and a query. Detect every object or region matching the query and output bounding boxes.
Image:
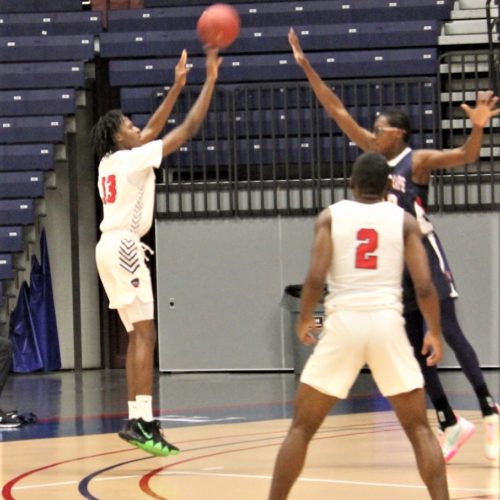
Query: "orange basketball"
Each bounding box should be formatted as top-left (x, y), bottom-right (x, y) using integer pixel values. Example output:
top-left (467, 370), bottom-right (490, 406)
top-left (197, 3), bottom-right (241, 49)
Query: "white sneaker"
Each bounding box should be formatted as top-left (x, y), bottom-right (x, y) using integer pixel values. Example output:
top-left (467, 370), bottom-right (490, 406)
top-left (484, 410), bottom-right (499, 462)
top-left (441, 416), bottom-right (476, 463)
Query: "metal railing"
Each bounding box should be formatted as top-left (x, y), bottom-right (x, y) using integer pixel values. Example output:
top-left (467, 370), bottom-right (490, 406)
top-left (437, 50), bottom-right (500, 211)
top-left (154, 47), bottom-right (499, 218)
top-left (155, 77), bottom-right (445, 218)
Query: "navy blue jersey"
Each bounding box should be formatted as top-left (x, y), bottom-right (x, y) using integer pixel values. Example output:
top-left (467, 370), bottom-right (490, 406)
top-left (388, 148), bottom-right (457, 311)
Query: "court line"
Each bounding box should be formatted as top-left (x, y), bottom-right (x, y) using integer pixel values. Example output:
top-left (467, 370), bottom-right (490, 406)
top-left (138, 428), bottom-right (403, 499)
top-left (11, 468), bottom-right (499, 496)
top-left (160, 470), bottom-right (500, 495)
top-left (1, 448), bottom-right (142, 500)
top-left (77, 425), bottom-right (402, 499)
top-left (5, 421), bottom-right (387, 496)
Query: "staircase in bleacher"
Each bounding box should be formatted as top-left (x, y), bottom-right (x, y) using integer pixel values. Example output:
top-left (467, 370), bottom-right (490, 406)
top-left (0, 0), bottom-right (102, 336)
top-left (436, 0), bottom-right (500, 210)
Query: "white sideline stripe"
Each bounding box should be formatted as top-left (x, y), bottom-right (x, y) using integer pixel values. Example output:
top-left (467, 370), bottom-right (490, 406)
top-left (13, 471), bottom-right (499, 494)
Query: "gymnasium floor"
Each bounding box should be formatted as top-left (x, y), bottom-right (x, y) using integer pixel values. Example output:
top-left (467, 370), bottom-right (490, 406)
top-left (0, 369), bottom-right (498, 499)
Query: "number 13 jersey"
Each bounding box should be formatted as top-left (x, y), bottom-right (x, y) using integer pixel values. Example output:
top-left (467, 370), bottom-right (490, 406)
top-left (325, 199), bottom-right (405, 314)
top-left (97, 140), bottom-right (162, 236)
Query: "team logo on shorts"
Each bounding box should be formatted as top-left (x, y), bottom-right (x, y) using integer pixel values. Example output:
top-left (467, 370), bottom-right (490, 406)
top-left (131, 278), bottom-right (140, 288)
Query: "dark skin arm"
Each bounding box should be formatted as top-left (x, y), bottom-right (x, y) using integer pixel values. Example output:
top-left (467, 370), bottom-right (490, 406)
top-left (412, 90), bottom-right (499, 183)
top-left (139, 50), bottom-right (188, 145)
top-left (289, 28), bottom-right (500, 185)
top-left (403, 212), bottom-right (443, 365)
top-left (297, 208), bottom-right (332, 346)
top-left (160, 47), bottom-right (222, 157)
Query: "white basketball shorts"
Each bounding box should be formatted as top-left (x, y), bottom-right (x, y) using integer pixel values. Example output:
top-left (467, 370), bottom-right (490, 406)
top-left (300, 308), bottom-right (424, 398)
top-left (96, 231), bottom-right (155, 331)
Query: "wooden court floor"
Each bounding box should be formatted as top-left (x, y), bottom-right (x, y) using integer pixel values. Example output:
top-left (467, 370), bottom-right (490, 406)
top-left (1, 410), bottom-right (498, 500)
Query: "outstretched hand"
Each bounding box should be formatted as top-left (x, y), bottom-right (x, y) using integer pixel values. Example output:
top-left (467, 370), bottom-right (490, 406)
top-left (205, 45), bottom-right (222, 81)
top-left (174, 49), bottom-right (189, 87)
top-left (288, 27), bottom-right (308, 68)
top-left (461, 90), bottom-right (500, 128)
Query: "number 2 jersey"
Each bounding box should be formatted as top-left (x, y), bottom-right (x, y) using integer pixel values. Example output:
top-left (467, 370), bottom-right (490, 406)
top-left (97, 140), bottom-right (162, 236)
top-left (324, 199), bottom-right (405, 315)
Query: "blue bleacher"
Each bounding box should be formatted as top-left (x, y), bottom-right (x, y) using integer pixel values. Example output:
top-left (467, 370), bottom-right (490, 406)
top-left (0, 0), bottom-right (83, 13)
top-left (101, 21), bottom-right (440, 59)
top-left (0, 144), bottom-right (53, 171)
top-left (0, 226), bottom-right (24, 251)
top-left (107, 1), bottom-right (453, 33)
top-left (122, 79), bottom-right (436, 116)
top-left (0, 116), bottom-right (64, 144)
top-left (0, 253), bottom-right (13, 280)
top-left (0, 199), bottom-right (34, 225)
top-left (0, 11), bottom-right (102, 37)
top-left (0, 35), bottom-right (95, 62)
top-left (0, 89), bottom-right (75, 116)
top-left (0, 171), bottom-right (44, 198)
top-left (0, 61), bottom-right (85, 90)
top-left (110, 48), bottom-right (438, 86)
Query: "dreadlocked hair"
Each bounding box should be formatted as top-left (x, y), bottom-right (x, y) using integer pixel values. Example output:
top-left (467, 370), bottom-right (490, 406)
top-left (90, 109), bottom-right (125, 161)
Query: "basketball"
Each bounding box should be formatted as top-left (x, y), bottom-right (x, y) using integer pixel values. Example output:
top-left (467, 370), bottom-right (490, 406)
top-left (196, 3), bottom-right (241, 49)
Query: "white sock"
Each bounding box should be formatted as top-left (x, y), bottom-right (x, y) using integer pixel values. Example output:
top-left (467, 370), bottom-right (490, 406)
top-left (136, 394), bottom-right (154, 422)
top-left (128, 401), bottom-right (140, 420)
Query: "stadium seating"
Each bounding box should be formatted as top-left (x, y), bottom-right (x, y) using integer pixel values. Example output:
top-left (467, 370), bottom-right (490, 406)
top-left (0, 116), bottom-right (65, 144)
top-left (0, 0), bottom-right (83, 13)
top-left (0, 254), bottom-right (13, 280)
top-left (0, 89), bottom-right (75, 116)
top-left (0, 35), bottom-right (95, 62)
top-left (0, 199), bottom-right (34, 226)
top-left (0, 172), bottom-right (44, 199)
top-left (0, 61), bottom-right (85, 90)
top-left (0, 144), bottom-right (54, 172)
top-left (101, 20), bottom-right (440, 59)
top-left (108, 1), bottom-right (453, 32)
top-left (0, 11), bottom-right (103, 37)
top-left (0, 226), bottom-right (24, 252)
top-left (110, 49), bottom-right (438, 86)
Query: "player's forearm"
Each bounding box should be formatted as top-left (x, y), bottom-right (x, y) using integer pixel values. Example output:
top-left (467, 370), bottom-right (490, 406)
top-left (459, 125), bottom-right (484, 164)
top-left (181, 76), bottom-right (216, 139)
top-left (301, 59), bottom-right (345, 118)
top-left (141, 82), bottom-right (184, 143)
top-left (299, 277), bottom-right (324, 323)
top-left (415, 282), bottom-right (441, 335)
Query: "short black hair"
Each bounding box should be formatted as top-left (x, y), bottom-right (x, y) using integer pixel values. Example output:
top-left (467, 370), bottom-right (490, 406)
top-left (90, 109), bottom-right (125, 161)
top-left (381, 108), bottom-right (411, 144)
top-left (351, 152), bottom-right (390, 196)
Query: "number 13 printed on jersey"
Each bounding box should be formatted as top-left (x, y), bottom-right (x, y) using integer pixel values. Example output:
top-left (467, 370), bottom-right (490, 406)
top-left (101, 175), bottom-right (117, 204)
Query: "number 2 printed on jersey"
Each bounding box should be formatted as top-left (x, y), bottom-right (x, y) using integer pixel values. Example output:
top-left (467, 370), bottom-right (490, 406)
top-left (355, 228), bottom-right (378, 269)
top-left (101, 175), bottom-right (117, 204)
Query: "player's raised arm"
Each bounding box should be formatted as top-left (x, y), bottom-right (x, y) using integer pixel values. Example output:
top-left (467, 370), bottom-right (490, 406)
top-left (140, 50), bottom-right (189, 145)
top-left (413, 90), bottom-right (500, 175)
top-left (160, 47), bottom-right (222, 157)
top-left (403, 212), bottom-right (443, 366)
top-left (288, 27), bottom-right (375, 151)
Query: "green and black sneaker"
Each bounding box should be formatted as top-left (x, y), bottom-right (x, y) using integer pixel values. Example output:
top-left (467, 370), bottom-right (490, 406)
top-left (118, 418), bottom-right (180, 457)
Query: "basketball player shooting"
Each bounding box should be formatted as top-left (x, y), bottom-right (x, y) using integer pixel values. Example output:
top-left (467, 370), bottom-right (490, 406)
top-left (91, 47), bottom-right (221, 456)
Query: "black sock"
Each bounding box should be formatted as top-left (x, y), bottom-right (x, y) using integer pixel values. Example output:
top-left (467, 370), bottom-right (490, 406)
top-left (475, 384), bottom-right (498, 416)
top-left (434, 397), bottom-right (457, 430)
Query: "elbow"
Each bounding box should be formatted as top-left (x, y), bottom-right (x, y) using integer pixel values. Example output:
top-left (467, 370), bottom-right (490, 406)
top-left (181, 117), bottom-right (202, 141)
top-left (460, 145), bottom-right (480, 164)
top-left (414, 281), bottom-right (434, 300)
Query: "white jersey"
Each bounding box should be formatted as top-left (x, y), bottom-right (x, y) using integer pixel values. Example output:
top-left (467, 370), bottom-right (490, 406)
top-left (324, 199), bottom-right (405, 313)
top-left (97, 140), bottom-right (162, 236)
